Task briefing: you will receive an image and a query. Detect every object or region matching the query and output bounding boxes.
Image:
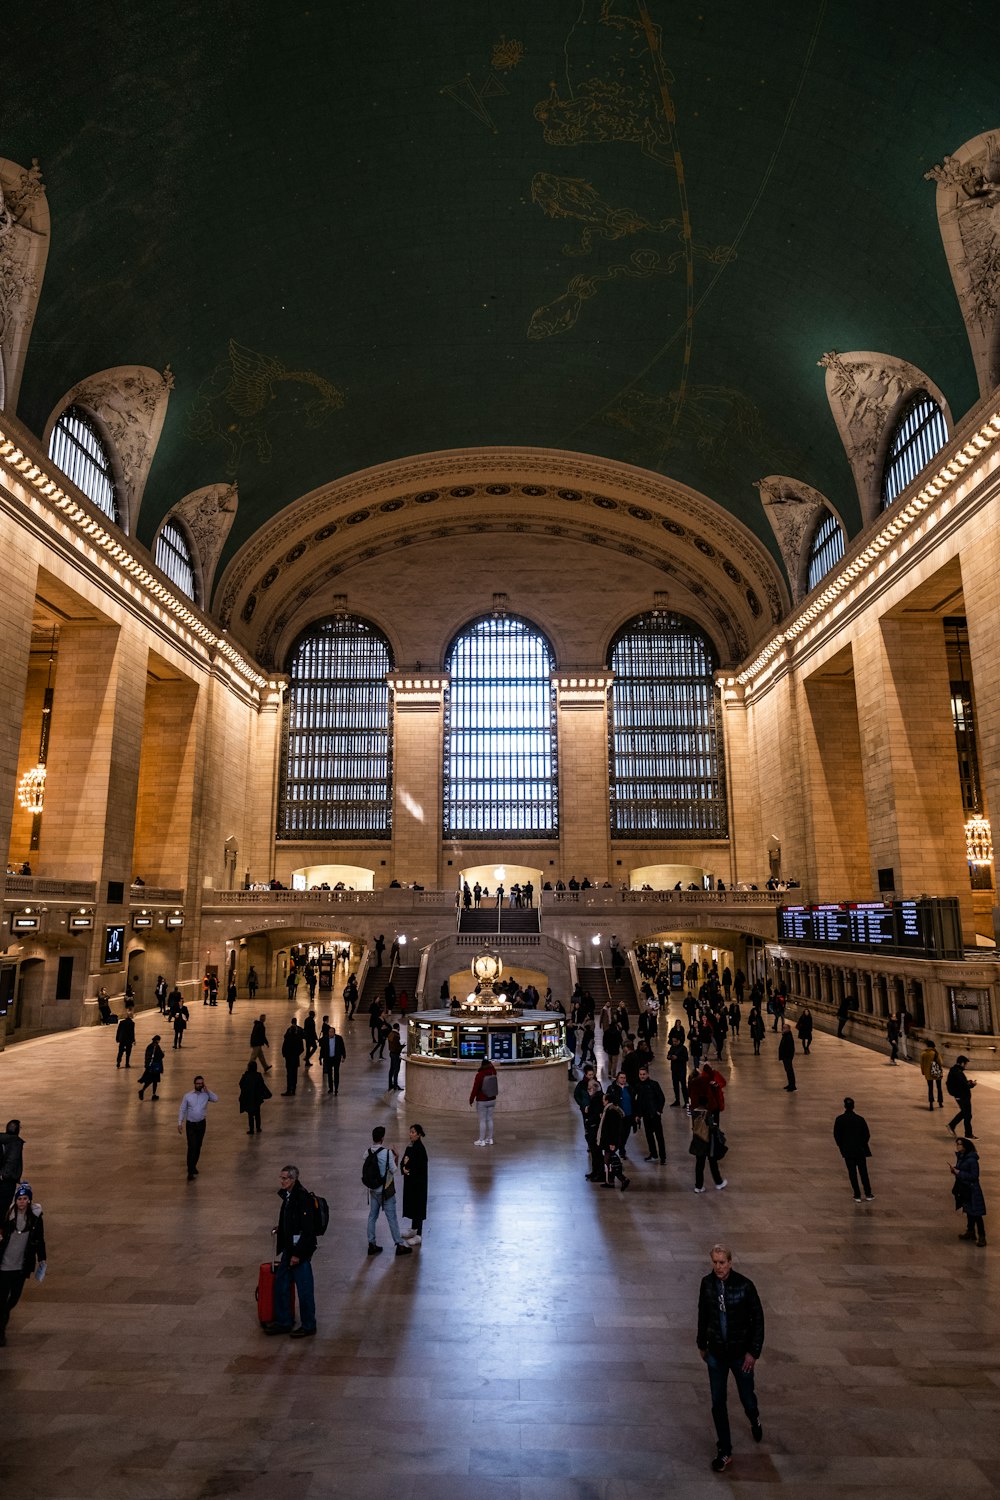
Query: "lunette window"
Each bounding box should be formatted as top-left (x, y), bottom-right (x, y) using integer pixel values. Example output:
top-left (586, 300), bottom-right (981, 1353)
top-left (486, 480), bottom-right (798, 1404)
top-left (806, 509), bottom-right (845, 591)
top-left (48, 405), bottom-right (121, 525)
top-left (278, 617), bottom-right (392, 839)
top-left (444, 616), bottom-right (558, 837)
top-left (154, 520), bottom-right (197, 601)
top-left (608, 613), bottom-right (726, 837)
top-left (880, 392), bottom-right (949, 510)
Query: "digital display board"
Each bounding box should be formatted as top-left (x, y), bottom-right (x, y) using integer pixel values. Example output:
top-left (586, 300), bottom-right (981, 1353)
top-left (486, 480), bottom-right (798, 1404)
top-left (848, 902), bottom-right (896, 947)
top-left (103, 924), bottom-right (125, 965)
top-left (490, 1032), bottom-right (514, 1061)
top-left (10, 913), bottom-right (39, 933)
top-left (459, 1032), bottom-right (486, 1060)
top-left (776, 898), bottom-right (962, 960)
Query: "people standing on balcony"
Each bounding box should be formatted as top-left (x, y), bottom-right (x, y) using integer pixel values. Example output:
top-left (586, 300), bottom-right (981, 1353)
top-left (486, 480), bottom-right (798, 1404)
top-left (523, 881), bottom-right (534, 906)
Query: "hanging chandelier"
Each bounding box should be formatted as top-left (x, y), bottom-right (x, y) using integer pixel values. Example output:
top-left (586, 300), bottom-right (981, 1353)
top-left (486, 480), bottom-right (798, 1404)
top-left (965, 815), bottom-right (993, 866)
top-left (17, 763), bottom-right (46, 814)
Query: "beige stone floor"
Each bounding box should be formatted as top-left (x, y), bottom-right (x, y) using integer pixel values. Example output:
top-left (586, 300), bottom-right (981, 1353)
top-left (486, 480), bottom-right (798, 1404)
top-left (0, 990), bottom-right (997, 1499)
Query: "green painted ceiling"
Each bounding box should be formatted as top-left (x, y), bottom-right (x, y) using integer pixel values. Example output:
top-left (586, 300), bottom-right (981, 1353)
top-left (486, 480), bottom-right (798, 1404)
top-left (4, 1), bottom-right (995, 579)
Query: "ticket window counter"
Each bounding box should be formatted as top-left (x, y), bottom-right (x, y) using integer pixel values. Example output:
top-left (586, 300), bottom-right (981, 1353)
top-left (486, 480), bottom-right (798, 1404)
top-left (408, 1016), bottom-right (566, 1063)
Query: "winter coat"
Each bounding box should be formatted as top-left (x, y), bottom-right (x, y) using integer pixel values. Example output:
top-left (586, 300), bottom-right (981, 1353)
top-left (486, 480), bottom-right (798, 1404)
top-left (238, 1068), bottom-right (272, 1114)
top-left (778, 1030), bottom-right (795, 1062)
top-left (401, 1137), bottom-right (428, 1222)
top-left (833, 1109), bottom-right (871, 1159)
top-left (697, 1270), bottom-right (765, 1358)
top-left (598, 1101), bottom-right (627, 1152)
top-left (953, 1149), bottom-right (987, 1218)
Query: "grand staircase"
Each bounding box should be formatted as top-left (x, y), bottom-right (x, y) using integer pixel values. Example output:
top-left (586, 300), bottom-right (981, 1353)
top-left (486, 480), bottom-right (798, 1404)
top-left (575, 964), bottom-right (637, 1019)
top-left (459, 908), bottom-right (540, 935)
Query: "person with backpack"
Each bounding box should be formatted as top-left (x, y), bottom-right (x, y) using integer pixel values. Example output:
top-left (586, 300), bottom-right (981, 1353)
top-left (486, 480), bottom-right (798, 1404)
top-left (362, 1127), bottom-right (413, 1257)
top-left (920, 1038), bottom-right (945, 1110)
top-left (469, 1056), bottom-right (499, 1145)
top-left (262, 1164), bottom-right (321, 1337)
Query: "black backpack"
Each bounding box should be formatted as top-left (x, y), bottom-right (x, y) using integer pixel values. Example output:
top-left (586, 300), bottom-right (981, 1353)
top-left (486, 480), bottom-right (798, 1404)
top-left (361, 1148), bottom-right (385, 1190)
top-left (310, 1192), bottom-right (330, 1235)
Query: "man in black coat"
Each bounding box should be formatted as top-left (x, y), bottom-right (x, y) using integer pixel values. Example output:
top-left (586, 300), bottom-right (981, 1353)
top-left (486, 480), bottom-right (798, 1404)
top-left (0, 1121), bottom-right (26, 1219)
top-left (833, 1097), bottom-right (874, 1202)
top-left (696, 1243), bottom-right (765, 1474)
top-left (777, 1024), bottom-right (796, 1091)
top-left (635, 1066), bottom-right (666, 1164)
top-left (281, 1019), bottom-right (305, 1096)
top-left (946, 1055), bottom-right (977, 1138)
top-left (263, 1164), bottom-right (318, 1338)
top-left (115, 1014), bottom-right (136, 1068)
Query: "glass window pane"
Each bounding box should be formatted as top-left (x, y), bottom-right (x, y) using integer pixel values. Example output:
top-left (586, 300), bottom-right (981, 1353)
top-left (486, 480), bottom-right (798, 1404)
top-left (444, 617), bottom-right (558, 838)
top-left (880, 392), bottom-right (949, 510)
top-left (277, 617), bottom-right (393, 839)
top-left (608, 613), bottom-right (726, 838)
top-left (154, 520), bottom-right (196, 600)
top-left (807, 509), bottom-right (845, 591)
top-left (48, 405), bottom-right (121, 525)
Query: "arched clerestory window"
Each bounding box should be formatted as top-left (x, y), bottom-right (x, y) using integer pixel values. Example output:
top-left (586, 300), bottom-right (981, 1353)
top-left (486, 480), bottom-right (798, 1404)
top-left (444, 615), bottom-right (558, 837)
top-left (154, 519), bottom-right (198, 602)
top-left (608, 612), bottom-right (726, 837)
top-left (278, 616), bottom-right (393, 839)
top-left (806, 509), bottom-right (845, 592)
top-left (48, 404), bottom-right (121, 525)
top-left (880, 391), bottom-right (949, 510)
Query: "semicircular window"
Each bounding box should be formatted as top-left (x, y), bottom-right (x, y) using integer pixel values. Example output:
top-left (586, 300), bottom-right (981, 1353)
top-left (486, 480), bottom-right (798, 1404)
top-left (154, 519), bottom-right (197, 601)
top-left (608, 613), bottom-right (726, 838)
top-left (880, 391), bottom-right (949, 510)
top-left (806, 509), bottom-right (845, 592)
top-left (444, 616), bottom-right (557, 837)
top-left (48, 405), bottom-right (121, 525)
top-left (279, 616), bottom-right (393, 839)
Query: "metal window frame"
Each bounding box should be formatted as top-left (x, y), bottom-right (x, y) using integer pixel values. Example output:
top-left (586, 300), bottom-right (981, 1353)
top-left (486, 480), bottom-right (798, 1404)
top-left (607, 612), bottom-right (727, 839)
top-left (154, 520), bottom-right (196, 601)
top-left (807, 509), bottom-right (846, 591)
top-left (880, 392), bottom-right (949, 510)
top-left (48, 405), bottom-right (121, 525)
top-left (443, 615), bottom-right (559, 839)
top-left (277, 616), bottom-right (393, 841)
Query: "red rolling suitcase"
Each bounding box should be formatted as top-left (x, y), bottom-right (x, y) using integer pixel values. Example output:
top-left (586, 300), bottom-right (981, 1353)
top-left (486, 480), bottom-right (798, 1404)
top-left (256, 1260), bottom-right (295, 1325)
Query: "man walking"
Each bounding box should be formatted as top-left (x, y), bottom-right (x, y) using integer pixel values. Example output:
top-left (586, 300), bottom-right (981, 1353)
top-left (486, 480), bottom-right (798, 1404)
top-left (302, 1009), bottom-right (318, 1068)
top-left (322, 1021), bottom-right (346, 1094)
top-left (668, 1032), bottom-right (690, 1106)
top-left (249, 1013), bottom-right (272, 1072)
top-left (177, 1075), bottom-right (219, 1180)
top-left (364, 1127), bottom-right (413, 1256)
top-left (947, 1055), bottom-right (977, 1138)
top-left (635, 1065), bottom-right (667, 1165)
top-left (281, 1018), bottom-right (304, 1095)
top-left (696, 1243), bottom-right (765, 1474)
top-left (0, 1121), bottom-right (26, 1218)
top-left (115, 1012), bottom-right (135, 1068)
top-left (262, 1164), bottom-right (319, 1338)
top-left (833, 1097), bottom-right (874, 1203)
top-left (778, 1023), bottom-right (797, 1091)
top-left (387, 1023), bottom-right (404, 1091)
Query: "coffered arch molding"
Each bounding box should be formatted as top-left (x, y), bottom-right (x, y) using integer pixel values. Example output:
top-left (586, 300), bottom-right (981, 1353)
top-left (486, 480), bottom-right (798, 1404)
top-left (215, 448), bottom-right (788, 662)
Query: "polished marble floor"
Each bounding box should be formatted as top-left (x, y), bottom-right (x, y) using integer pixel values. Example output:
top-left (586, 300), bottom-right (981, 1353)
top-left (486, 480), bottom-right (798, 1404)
top-left (0, 989), bottom-right (997, 1499)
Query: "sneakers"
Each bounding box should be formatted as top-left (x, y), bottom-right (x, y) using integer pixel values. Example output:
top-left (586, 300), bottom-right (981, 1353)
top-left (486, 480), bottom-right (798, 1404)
top-left (367, 1243), bottom-right (383, 1255)
top-left (751, 1418), bottom-right (763, 1443)
top-left (474, 1139), bottom-right (486, 1146)
top-left (406, 1234), bottom-right (422, 1245)
top-left (395, 1243), bottom-right (413, 1256)
top-left (853, 1196), bottom-right (861, 1204)
top-left (715, 1179), bottom-right (728, 1191)
top-left (290, 1326), bottom-right (317, 1338)
top-left (864, 1195), bottom-right (875, 1202)
top-left (710, 1454), bottom-right (733, 1473)
top-left (694, 1186), bottom-right (707, 1194)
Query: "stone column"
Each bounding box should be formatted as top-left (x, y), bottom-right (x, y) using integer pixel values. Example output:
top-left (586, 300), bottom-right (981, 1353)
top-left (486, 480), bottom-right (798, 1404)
top-left (133, 674), bottom-right (200, 887)
top-left (245, 679), bottom-right (286, 885)
top-left (0, 539), bottom-right (38, 867)
top-left (554, 671), bottom-right (613, 883)
top-left (719, 678), bottom-right (759, 884)
top-left (802, 666), bottom-right (872, 899)
top-left (853, 619), bottom-right (974, 939)
top-left (389, 672), bottom-right (448, 889)
top-left (959, 531), bottom-right (1000, 938)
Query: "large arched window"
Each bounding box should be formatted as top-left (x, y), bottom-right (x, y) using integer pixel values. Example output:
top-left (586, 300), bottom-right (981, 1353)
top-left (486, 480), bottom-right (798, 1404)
top-left (444, 615), bottom-right (557, 837)
top-left (806, 509), bottom-right (845, 591)
top-left (278, 616), bottom-right (393, 839)
top-left (154, 519), bottom-right (197, 601)
top-left (880, 392), bottom-right (948, 510)
top-left (48, 405), bottom-right (121, 525)
top-left (608, 613), bottom-right (726, 837)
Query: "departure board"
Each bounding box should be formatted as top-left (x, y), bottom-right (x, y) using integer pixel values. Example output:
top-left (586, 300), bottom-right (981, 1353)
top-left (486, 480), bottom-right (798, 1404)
top-left (776, 898), bottom-right (962, 959)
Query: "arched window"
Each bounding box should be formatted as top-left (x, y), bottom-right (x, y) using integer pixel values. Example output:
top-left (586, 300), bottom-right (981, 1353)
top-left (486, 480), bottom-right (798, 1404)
top-left (48, 405), bottom-right (121, 525)
top-left (806, 509), bottom-right (845, 591)
top-left (444, 615), bottom-right (557, 837)
top-left (880, 392), bottom-right (949, 510)
top-left (278, 616), bottom-right (393, 839)
top-left (154, 520), bottom-right (197, 601)
top-left (608, 613), bottom-right (726, 837)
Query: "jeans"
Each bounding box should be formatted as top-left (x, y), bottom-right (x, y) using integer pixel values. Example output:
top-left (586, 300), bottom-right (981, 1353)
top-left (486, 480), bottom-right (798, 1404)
top-left (476, 1101), bottom-right (496, 1142)
top-left (706, 1350), bottom-right (759, 1456)
top-left (275, 1257), bottom-right (316, 1331)
top-left (368, 1187), bottom-right (404, 1245)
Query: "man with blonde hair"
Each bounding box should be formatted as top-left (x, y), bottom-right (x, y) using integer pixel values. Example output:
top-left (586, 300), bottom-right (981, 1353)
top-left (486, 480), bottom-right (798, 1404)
top-left (696, 1243), bottom-right (765, 1474)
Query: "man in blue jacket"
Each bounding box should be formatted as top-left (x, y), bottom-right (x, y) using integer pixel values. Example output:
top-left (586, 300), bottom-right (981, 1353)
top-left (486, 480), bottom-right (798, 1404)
top-left (696, 1243), bottom-right (765, 1473)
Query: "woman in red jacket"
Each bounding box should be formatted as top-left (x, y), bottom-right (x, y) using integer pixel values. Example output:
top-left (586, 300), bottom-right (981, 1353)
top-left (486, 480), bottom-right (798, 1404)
top-left (470, 1057), bottom-right (499, 1146)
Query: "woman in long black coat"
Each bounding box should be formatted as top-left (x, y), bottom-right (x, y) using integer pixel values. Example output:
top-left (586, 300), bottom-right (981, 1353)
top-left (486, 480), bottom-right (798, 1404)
top-left (238, 1060), bottom-right (271, 1135)
top-left (400, 1124), bottom-right (428, 1243)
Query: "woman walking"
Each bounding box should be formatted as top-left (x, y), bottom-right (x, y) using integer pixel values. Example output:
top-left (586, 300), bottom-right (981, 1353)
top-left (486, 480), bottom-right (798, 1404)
top-left (138, 1035), bottom-right (165, 1099)
top-left (690, 1108), bottom-right (728, 1193)
top-left (0, 1181), bottom-right (47, 1347)
top-left (796, 1008), bottom-right (814, 1056)
top-left (400, 1124), bottom-right (428, 1243)
top-left (469, 1055), bottom-right (499, 1145)
top-left (951, 1137), bottom-right (987, 1247)
top-left (238, 1059), bottom-right (271, 1135)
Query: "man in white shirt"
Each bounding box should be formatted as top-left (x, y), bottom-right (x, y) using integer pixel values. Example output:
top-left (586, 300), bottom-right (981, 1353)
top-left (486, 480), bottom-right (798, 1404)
top-left (177, 1076), bottom-right (219, 1180)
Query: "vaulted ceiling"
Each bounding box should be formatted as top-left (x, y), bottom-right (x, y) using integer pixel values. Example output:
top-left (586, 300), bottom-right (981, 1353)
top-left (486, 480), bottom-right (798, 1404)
top-left (3, 1), bottom-right (994, 591)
